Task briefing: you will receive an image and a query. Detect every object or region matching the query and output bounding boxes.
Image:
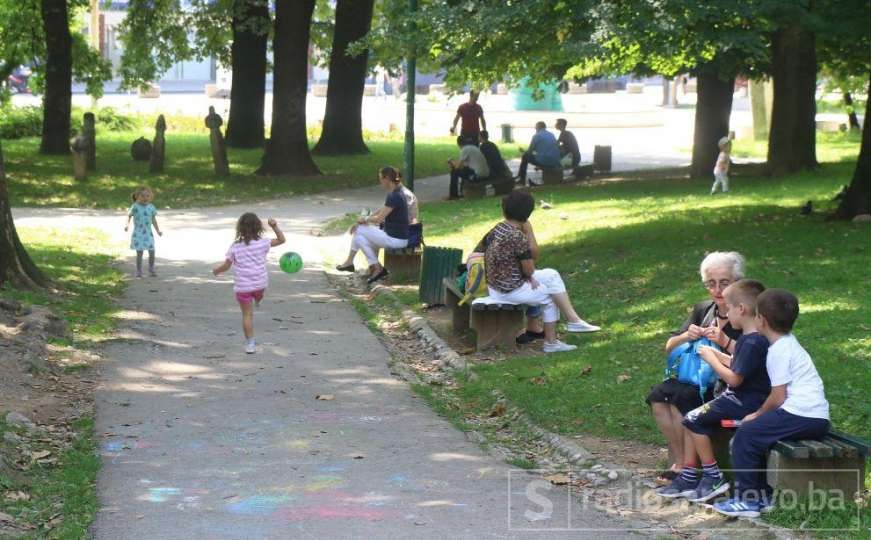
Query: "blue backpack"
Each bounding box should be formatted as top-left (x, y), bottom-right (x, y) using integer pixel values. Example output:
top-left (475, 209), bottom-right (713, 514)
top-left (666, 338), bottom-right (720, 398)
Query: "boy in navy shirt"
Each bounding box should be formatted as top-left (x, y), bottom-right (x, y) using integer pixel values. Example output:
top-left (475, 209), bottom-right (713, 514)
top-left (714, 289), bottom-right (829, 518)
top-left (657, 279), bottom-right (770, 502)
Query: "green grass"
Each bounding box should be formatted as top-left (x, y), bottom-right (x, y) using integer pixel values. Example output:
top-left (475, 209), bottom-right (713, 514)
top-left (2, 227), bottom-right (124, 346)
top-left (0, 417), bottom-right (100, 539)
top-left (764, 495), bottom-right (870, 538)
top-left (1, 228), bottom-right (123, 537)
top-left (414, 131), bottom-right (870, 447)
top-left (4, 130), bottom-right (514, 209)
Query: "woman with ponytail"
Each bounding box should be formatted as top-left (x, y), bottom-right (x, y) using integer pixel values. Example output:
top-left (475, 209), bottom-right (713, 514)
top-left (336, 166), bottom-right (410, 284)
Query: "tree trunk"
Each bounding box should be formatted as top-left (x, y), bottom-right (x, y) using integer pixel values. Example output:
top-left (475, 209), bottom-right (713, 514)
top-left (836, 74), bottom-right (871, 220)
top-left (225, 0), bottom-right (268, 148)
top-left (689, 64), bottom-right (734, 179)
top-left (39, 0), bottom-right (73, 155)
top-left (843, 92), bottom-right (861, 131)
top-left (0, 142), bottom-right (47, 289)
top-left (767, 23), bottom-right (818, 175)
top-left (312, 0), bottom-right (375, 155)
top-left (257, 0), bottom-right (320, 176)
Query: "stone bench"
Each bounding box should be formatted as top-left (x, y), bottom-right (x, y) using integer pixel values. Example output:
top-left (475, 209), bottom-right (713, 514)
top-left (540, 167), bottom-right (564, 185)
top-left (464, 175), bottom-right (515, 199)
top-left (716, 421), bottom-right (869, 496)
top-left (384, 247), bottom-right (421, 282)
top-left (443, 278), bottom-right (529, 351)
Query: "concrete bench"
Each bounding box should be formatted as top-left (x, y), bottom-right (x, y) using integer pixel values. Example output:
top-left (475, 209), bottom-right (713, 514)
top-left (443, 278), bottom-right (529, 351)
top-left (540, 167), bottom-right (564, 185)
top-left (384, 247), bottom-right (421, 282)
top-left (716, 422), bottom-right (869, 496)
top-left (464, 176), bottom-right (515, 199)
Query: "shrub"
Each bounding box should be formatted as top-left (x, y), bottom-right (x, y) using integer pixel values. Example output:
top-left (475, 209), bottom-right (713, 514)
top-left (0, 105), bottom-right (140, 139)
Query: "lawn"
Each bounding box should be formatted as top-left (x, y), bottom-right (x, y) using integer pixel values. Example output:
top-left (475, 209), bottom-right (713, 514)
top-left (413, 132), bottom-right (870, 448)
top-left (3, 131), bottom-right (504, 209)
top-left (0, 227), bottom-right (124, 537)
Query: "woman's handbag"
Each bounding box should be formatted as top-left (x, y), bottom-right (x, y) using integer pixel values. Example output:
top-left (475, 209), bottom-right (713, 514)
top-left (665, 338), bottom-right (720, 398)
top-left (407, 223), bottom-right (424, 249)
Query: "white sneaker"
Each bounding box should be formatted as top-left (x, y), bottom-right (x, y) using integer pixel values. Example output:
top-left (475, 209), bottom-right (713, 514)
top-left (245, 340), bottom-right (256, 354)
top-left (542, 340), bottom-right (577, 353)
top-left (566, 320), bottom-right (601, 333)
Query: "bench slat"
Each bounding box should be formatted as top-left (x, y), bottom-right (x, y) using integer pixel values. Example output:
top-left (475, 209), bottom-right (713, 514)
top-left (773, 440), bottom-right (810, 459)
top-left (827, 430), bottom-right (871, 457)
top-left (443, 277), bottom-right (462, 296)
top-left (822, 437), bottom-right (857, 459)
top-left (799, 439), bottom-right (834, 458)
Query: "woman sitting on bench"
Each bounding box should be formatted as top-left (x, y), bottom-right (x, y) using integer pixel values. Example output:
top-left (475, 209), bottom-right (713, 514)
top-left (336, 166), bottom-right (409, 284)
top-left (478, 191), bottom-right (600, 353)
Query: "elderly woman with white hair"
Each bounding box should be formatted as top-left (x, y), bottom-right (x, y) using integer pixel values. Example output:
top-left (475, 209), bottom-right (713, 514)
top-left (646, 251), bottom-right (745, 483)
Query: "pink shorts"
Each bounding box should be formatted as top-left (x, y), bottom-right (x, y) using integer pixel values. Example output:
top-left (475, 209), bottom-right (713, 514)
top-left (235, 289), bottom-right (265, 304)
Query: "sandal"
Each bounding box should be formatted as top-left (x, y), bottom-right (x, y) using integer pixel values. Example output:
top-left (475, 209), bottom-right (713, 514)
top-left (335, 263), bottom-right (355, 272)
top-left (366, 267), bottom-right (390, 285)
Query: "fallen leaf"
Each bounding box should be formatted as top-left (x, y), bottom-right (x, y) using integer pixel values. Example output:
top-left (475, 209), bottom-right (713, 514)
top-left (544, 474), bottom-right (570, 485)
top-left (530, 376), bottom-right (546, 385)
top-left (0, 511), bottom-right (14, 523)
top-left (488, 403), bottom-right (507, 418)
top-left (29, 450), bottom-right (52, 461)
top-left (4, 491), bottom-right (29, 502)
top-left (580, 365), bottom-right (592, 376)
top-left (573, 418), bottom-right (585, 426)
top-left (616, 374), bottom-right (631, 384)
top-left (315, 394), bottom-right (335, 401)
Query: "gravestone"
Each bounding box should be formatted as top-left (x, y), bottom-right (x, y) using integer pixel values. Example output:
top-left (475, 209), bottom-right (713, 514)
top-left (204, 106), bottom-right (230, 176)
top-left (131, 137), bottom-right (152, 161)
top-left (70, 135), bottom-right (88, 181)
top-left (82, 112), bottom-right (96, 171)
top-left (150, 115), bottom-right (166, 174)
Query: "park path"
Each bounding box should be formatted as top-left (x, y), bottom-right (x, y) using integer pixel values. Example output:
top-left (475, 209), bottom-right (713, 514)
top-left (12, 177), bottom-right (644, 539)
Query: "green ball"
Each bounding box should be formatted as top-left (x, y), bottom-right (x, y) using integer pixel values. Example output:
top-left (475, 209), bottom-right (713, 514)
top-left (279, 251), bottom-right (303, 274)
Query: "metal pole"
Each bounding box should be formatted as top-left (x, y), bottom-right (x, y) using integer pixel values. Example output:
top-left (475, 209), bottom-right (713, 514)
top-left (403, 0), bottom-right (417, 191)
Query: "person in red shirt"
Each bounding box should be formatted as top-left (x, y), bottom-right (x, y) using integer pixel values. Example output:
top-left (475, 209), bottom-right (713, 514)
top-left (450, 90), bottom-right (486, 143)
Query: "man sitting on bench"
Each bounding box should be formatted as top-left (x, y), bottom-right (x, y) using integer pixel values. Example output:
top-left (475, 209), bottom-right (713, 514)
top-left (555, 118), bottom-right (580, 170)
top-left (448, 135), bottom-right (490, 200)
top-left (478, 130), bottom-right (512, 180)
top-left (517, 121), bottom-right (561, 186)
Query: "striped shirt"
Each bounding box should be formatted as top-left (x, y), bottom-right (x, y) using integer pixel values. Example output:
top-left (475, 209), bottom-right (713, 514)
top-left (226, 238), bottom-right (271, 293)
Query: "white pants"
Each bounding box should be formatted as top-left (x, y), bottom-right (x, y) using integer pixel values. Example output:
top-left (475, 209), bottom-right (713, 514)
top-left (711, 173), bottom-right (729, 193)
top-left (487, 268), bottom-right (567, 323)
top-left (350, 224), bottom-right (408, 265)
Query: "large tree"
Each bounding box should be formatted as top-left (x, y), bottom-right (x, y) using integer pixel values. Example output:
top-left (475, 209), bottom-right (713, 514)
top-left (766, 16), bottom-right (818, 175)
top-left (257, 0), bottom-right (320, 176)
top-left (689, 62), bottom-right (735, 178)
top-left (836, 74), bottom-right (871, 219)
top-left (0, 141), bottom-right (46, 288)
top-left (225, 0), bottom-right (269, 148)
top-left (312, 0), bottom-right (375, 155)
top-left (39, 0), bottom-right (73, 154)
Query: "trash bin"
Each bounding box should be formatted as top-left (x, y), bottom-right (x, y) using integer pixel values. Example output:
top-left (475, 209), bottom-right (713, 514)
top-left (418, 246), bottom-right (463, 305)
top-left (501, 123), bottom-right (513, 143)
top-left (593, 145), bottom-right (612, 172)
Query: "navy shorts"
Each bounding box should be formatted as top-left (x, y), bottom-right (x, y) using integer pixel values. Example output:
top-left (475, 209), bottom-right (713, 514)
top-left (683, 392), bottom-right (759, 436)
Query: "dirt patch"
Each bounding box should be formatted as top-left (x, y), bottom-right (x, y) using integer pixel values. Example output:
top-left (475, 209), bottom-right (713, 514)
top-left (0, 299), bottom-right (95, 426)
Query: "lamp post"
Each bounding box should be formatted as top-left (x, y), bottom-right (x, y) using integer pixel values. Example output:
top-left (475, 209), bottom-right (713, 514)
top-left (403, 0), bottom-right (417, 191)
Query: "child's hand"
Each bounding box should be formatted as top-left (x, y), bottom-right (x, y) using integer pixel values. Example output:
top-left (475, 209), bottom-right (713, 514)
top-left (267, 218), bottom-right (277, 228)
top-left (742, 411), bottom-right (760, 423)
top-left (697, 345), bottom-right (717, 364)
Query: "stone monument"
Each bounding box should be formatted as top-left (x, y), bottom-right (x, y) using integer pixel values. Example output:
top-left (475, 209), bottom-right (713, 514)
top-left (205, 106), bottom-right (230, 176)
top-left (150, 115), bottom-right (166, 174)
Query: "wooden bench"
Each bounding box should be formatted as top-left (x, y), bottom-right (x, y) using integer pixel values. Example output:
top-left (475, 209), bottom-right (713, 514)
top-left (715, 422), bottom-right (870, 496)
top-left (464, 176), bottom-right (515, 199)
top-left (443, 278), bottom-right (529, 351)
top-left (384, 247), bottom-right (421, 282)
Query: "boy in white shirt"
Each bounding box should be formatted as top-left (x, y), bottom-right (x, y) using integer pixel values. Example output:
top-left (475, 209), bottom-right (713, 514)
top-left (711, 135), bottom-right (732, 194)
top-left (714, 289), bottom-right (830, 518)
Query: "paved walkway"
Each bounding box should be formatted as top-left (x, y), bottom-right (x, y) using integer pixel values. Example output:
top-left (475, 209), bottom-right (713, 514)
top-left (13, 185), bottom-right (641, 539)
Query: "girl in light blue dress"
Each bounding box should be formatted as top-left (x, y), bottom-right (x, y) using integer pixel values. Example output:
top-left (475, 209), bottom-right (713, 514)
top-left (124, 186), bottom-right (163, 277)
